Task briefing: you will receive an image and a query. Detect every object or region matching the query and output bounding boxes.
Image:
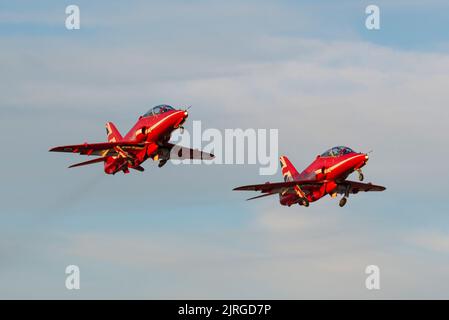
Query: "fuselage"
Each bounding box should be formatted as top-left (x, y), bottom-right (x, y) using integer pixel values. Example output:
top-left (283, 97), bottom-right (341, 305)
top-left (279, 147), bottom-right (369, 206)
top-left (104, 105), bottom-right (188, 174)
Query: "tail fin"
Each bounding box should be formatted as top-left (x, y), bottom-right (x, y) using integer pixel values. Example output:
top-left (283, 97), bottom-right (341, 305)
top-left (105, 122), bottom-right (123, 142)
top-left (279, 156), bottom-right (300, 182)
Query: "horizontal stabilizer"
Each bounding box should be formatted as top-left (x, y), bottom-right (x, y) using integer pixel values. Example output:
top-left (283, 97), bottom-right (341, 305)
top-left (68, 156), bottom-right (108, 168)
top-left (246, 193), bottom-right (277, 201)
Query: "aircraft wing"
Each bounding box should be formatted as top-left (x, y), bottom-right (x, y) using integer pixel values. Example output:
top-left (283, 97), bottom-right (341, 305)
top-left (49, 142), bottom-right (146, 157)
top-left (233, 180), bottom-right (323, 193)
top-left (51, 141), bottom-right (214, 161)
top-left (162, 143), bottom-right (215, 160)
top-left (337, 180), bottom-right (386, 194)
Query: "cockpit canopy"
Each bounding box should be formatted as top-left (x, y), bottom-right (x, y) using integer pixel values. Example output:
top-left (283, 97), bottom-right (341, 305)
top-left (143, 104), bottom-right (175, 117)
top-left (320, 146), bottom-right (355, 157)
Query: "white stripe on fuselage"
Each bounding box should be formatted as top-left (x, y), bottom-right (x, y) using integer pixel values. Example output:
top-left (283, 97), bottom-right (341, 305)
top-left (148, 110), bottom-right (184, 133)
top-left (323, 154), bottom-right (363, 174)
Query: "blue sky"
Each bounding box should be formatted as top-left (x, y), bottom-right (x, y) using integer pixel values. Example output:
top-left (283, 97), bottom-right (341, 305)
top-left (1, 1), bottom-right (449, 298)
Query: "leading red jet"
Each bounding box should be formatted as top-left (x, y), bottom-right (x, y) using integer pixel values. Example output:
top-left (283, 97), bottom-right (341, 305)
top-left (50, 104), bottom-right (214, 174)
top-left (233, 146), bottom-right (385, 207)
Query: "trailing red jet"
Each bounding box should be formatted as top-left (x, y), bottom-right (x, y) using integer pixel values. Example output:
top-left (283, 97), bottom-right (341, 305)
top-left (233, 146), bottom-right (385, 207)
top-left (50, 105), bottom-right (214, 174)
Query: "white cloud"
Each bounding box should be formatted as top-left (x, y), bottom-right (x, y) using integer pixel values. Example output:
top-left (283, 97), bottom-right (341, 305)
top-left (54, 207), bottom-right (449, 299)
top-left (408, 231), bottom-right (449, 253)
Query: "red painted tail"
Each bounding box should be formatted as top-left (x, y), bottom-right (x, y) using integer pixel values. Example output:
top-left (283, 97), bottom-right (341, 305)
top-left (105, 122), bottom-right (123, 142)
top-left (279, 156), bottom-right (300, 182)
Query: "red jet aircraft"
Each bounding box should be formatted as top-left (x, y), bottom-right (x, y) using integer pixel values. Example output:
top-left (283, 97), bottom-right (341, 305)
top-left (50, 105), bottom-right (214, 174)
top-left (234, 146), bottom-right (385, 207)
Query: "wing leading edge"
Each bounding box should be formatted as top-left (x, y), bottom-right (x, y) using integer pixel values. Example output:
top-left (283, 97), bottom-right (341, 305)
top-left (49, 141), bottom-right (146, 157)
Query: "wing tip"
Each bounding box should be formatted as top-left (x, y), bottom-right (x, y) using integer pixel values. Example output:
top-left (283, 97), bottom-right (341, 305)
top-left (201, 152), bottom-right (215, 160)
top-left (368, 182), bottom-right (387, 191)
